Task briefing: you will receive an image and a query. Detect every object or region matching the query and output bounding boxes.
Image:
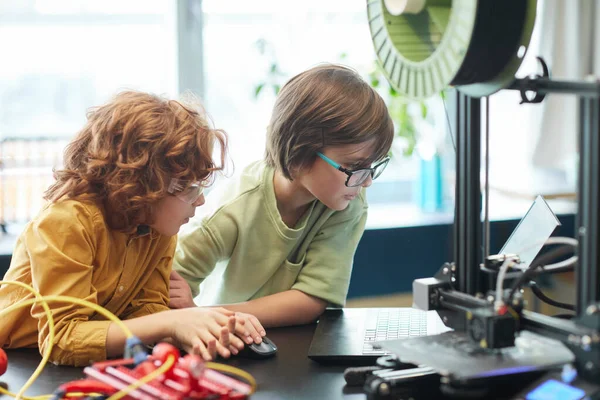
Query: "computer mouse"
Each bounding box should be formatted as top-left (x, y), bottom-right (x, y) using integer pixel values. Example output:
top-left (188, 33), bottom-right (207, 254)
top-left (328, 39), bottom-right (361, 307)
top-left (237, 336), bottom-right (278, 359)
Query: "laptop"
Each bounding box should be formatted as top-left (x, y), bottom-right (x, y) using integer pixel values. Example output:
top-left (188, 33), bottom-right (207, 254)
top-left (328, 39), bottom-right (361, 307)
top-left (307, 195), bottom-right (560, 365)
top-left (307, 307), bottom-right (449, 364)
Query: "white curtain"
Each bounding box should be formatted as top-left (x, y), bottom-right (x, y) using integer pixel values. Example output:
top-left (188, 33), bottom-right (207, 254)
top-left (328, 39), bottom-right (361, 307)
top-left (530, 0), bottom-right (600, 172)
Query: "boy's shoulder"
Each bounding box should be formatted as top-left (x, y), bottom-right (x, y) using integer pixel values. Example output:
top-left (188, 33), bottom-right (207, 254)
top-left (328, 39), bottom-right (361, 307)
top-left (231, 160), bottom-right (269, 192)
top-left (196, 161), bottom-right (271, 218)
top-left (211, 161), bottom-right (268, 201)
top-left (36, 199), bottom-right (105, 227)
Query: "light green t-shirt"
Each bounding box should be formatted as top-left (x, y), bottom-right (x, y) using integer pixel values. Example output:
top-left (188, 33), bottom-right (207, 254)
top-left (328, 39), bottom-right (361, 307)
top-left (173, 161), bottom-right (368, 307)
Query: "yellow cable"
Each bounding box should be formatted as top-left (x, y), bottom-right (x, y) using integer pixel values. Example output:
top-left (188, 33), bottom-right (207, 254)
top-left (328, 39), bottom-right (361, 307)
top-left (206, 361), bottom-right (257, 394)
top-left (0, 293), bottom-right (134, 399)
top-left (64, 393), bottom-right (102, 398)
top-left (0, 387), bottom-right (119, 400)
top-left (21, 392), bottom-right (103, 400)
top-left (106, 355), bottom-right (176, 400)
top-left (0, 281), bottom-right (55, 400)
top-left (506, 306), bottom-right (520, 321)
top-left (0, 282), bottom-right (133, 400)
top-left (0, 281), bottom-right (258, 399)
top-left (0, 294), bottom-right (134, 338)
top-left (0, 386), bottom-right (48, 400)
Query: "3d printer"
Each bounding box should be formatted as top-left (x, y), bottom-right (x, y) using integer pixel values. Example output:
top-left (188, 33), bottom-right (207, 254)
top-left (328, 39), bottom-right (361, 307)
top-left (363, 0), bottom-right (600, 398)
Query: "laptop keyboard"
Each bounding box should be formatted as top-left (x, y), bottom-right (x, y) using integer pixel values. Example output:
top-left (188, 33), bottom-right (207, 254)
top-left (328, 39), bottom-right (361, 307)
top-left (363, 308), bottom-right (428, 355)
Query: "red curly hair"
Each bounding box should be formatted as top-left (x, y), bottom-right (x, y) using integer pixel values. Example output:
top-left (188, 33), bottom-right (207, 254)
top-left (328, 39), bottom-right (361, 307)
top-left (44, 90), bottom-right (228, 231)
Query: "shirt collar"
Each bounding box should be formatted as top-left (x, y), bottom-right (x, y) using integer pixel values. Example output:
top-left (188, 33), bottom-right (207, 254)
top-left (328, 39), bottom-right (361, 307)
top-left (126, 224), bottom-right (159, 239)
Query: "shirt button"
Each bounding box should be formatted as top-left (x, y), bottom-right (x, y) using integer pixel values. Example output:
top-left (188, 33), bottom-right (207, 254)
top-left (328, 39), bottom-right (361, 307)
top-left (119, 286), bottom-right (124, 292)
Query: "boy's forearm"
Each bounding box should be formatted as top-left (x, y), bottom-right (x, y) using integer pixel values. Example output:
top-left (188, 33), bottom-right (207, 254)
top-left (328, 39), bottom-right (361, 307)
top-left (222, 290), bottom-right (327, 328)
top-left (106, 312), bottom-right (173, 357)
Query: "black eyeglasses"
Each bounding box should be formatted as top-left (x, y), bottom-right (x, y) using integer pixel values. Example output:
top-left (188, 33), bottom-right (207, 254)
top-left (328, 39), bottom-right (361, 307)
top-left (317, 152), bottom-right (390, 187)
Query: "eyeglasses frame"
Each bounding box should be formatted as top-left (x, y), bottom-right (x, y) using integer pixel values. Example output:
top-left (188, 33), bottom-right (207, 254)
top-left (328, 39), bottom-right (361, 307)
top-left (316, 152), bottom-right (390, 187)
top-left (167, 178), bottom-right (204, 205)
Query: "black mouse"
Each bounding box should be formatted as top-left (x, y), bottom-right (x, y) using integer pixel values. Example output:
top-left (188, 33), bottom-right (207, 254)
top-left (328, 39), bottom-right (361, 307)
top-left (237, 336), bottom-right (278, 359)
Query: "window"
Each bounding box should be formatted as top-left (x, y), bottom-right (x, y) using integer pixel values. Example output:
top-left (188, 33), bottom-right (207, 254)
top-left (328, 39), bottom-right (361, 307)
top-left (0, 0), bottom-right (177, 225)
top-left (0, 0), bottom-right (561, 230)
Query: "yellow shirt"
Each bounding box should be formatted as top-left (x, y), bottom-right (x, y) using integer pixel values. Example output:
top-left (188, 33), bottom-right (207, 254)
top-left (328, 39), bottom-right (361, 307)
top-left (0, 200), bottom-right (176, 366)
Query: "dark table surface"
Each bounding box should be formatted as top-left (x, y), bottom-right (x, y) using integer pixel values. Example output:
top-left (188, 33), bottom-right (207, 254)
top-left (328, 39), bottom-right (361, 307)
top-left (2, 323), bottom-right (367, 400)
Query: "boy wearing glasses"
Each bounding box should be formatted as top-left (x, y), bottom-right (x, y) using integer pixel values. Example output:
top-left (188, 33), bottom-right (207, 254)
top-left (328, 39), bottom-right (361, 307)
top-left (171, 64), bottom-right (394, 340)
top-left (0, 91), bottom-right (249, 366)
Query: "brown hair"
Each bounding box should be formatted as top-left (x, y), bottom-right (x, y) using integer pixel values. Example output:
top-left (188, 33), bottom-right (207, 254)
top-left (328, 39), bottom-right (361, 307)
top-left (45, 90), bottom-right (228, 231)
top-left (265, 63), bottom-right (394, 179)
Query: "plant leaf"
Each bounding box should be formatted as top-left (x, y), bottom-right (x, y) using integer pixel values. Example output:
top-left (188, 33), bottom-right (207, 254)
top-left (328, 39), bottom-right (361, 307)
top-left (254, 84), bottom-right (265, 98)
top-left (420, 102), bottom-right (428, 119)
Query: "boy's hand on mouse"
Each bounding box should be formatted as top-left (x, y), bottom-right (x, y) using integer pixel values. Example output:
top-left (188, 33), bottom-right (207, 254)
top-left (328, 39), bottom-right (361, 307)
top-left (205, 306), bottom-right (253, 343)
top-left (203, 309), bottom-right (248, 357)
top-left (169, 270), bottom-right (196, 309)
top-left (232, 311), bottom-right (266, 344)
top-left (169, 308), bottom-right (245, 361)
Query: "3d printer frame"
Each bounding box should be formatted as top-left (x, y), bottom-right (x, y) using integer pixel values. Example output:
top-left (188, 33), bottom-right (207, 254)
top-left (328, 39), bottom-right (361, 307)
top-left (414, 70), bottom-right (600, 384)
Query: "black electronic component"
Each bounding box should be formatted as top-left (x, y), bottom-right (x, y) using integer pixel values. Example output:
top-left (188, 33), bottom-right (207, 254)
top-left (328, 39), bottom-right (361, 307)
top-left (483, 254), bottom-right (520, 271)
top-left (343, 355), bottom-right (414, 386)
top-left (344, 366), bottom-right (392, 387)
top-left (467, 307), bottom-right (518, 349)
top-left (363, 366), bottom-right (440, 400)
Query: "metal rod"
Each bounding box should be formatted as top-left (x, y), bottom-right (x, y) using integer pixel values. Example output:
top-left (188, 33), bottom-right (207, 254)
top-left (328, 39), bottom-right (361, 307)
top-left (577, 97), bottom-right (600, 314)
top-left (484, 96), bottom-right (490, 260)
top-left (521, 310), bottom-right (598, 341)
top-left (454, 91), bottom-right (483, 295)
top-left (507, 78), bottom-right (600, 98)
top-left (439, 289), bottom-right (489, 310)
